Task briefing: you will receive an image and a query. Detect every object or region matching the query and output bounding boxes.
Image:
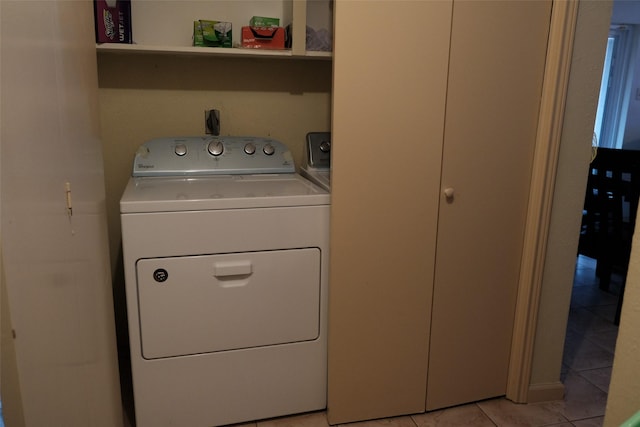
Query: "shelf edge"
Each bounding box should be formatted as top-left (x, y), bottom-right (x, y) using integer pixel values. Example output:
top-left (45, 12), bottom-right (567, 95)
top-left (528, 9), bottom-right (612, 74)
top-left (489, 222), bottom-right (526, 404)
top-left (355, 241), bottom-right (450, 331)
top-left (96, 43), bottom-right (332, 60)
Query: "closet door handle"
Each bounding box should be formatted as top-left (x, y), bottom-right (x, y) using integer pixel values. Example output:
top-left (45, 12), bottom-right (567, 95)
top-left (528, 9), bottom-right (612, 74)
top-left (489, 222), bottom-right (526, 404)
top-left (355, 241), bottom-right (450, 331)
top-left (443, 187), bottom-right (455, 200)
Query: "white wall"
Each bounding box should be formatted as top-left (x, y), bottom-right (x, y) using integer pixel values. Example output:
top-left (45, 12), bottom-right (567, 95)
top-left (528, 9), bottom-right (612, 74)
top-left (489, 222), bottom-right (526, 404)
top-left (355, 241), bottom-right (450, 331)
top-left (0, 1), bottom-right (122, 425)
top-left (611, 0), bottom-right (640, 146)
top-left (622, 44), bottom-right (640, 145)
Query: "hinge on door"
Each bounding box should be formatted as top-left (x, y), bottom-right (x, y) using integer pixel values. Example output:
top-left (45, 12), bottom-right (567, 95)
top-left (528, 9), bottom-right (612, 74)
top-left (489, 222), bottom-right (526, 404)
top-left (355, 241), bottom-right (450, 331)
top-left (65, 181), bottom-right (73, 217)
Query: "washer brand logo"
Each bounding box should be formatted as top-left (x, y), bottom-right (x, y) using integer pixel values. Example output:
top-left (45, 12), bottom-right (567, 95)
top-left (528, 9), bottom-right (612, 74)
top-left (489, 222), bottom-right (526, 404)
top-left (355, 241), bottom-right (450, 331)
top-left (153, 269), bottom-right (168, 283)
top-left (137, 164), bottom-right (154, 169)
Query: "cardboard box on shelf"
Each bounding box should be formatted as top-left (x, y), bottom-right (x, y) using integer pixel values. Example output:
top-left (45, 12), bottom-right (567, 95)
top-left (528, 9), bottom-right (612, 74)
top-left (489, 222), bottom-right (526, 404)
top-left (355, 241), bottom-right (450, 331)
top-left (193, 21), bottom-right (204, 46)
top-left (249, 16), bottom-right (280, 28)
top-left (241, 26), bottom-right (286, 50)
top-left (94, 0), bottom-right (132, 43)
top-left (194, 20), bottom-right (232, 48)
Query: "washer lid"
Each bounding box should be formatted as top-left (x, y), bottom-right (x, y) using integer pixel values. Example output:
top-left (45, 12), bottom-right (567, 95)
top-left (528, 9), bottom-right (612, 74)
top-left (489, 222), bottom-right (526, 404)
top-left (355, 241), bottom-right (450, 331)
top-left (300, 167), bottom-right (330, 192)
top-left (120, 174), bottom-right (330, 213)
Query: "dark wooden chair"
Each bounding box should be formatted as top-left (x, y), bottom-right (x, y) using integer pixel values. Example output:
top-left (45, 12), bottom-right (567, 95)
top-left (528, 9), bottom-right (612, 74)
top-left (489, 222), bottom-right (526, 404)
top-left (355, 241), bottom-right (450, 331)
top-left (578, 147), bottom-right (640, 325)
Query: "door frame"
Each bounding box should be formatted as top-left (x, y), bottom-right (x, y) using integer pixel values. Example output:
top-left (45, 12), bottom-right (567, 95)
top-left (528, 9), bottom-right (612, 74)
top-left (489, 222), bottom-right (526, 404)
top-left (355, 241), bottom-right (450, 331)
top-left (507, 0), bottom-right (580, 402)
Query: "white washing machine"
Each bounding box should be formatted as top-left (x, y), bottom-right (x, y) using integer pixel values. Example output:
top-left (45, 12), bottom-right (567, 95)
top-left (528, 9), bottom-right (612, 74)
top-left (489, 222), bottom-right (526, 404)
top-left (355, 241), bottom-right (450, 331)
top-left (120, 136), bottom-right (330, 427)
top-left (300, 132), bottom-right (331, 192)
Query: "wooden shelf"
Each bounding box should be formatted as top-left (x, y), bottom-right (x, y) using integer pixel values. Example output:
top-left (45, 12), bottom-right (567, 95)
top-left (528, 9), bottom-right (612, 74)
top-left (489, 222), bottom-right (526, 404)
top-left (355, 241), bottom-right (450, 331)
top-left (96, 43), bottom-right (331, 60)
top-left (96, 1), bottom-right (332, 61)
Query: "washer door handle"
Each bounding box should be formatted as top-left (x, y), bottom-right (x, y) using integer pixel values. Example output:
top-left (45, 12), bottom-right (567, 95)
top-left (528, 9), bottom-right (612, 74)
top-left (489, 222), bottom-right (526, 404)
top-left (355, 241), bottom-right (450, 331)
top-left (213, 260), bottom-right (253, 278)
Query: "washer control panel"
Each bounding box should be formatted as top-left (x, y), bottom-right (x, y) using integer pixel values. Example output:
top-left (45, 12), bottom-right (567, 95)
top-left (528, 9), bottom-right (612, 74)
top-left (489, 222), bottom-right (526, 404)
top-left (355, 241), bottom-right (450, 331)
top-left (306, 132), bottom-right (331, 169)
top-left (132, 136), bottom-right (295, 176)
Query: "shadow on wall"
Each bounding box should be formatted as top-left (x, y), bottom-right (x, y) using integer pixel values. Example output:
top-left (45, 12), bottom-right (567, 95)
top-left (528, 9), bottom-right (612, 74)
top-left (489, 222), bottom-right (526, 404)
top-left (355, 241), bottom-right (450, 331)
top-left (111, 248), bottom-right (136, 427)
top-left (97, 54), bottom-right (332, 94)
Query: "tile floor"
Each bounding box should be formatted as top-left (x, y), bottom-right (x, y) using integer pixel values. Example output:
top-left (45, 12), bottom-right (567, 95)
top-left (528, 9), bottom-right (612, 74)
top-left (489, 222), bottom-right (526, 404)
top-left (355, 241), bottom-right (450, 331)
top-left (124, 255), bottom-right (620, 427)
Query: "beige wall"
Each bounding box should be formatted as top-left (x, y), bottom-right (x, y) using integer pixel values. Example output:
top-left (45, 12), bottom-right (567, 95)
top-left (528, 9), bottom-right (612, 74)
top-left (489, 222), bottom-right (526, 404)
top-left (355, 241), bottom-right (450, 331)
top-left (1, 251), bottom-right (26, 427)
top-left (97, 54), bottom-right (332, 271)
top-left (530, 0), bottom-right (613, 393)
top-left (1, 1), bottom-right (122, 425)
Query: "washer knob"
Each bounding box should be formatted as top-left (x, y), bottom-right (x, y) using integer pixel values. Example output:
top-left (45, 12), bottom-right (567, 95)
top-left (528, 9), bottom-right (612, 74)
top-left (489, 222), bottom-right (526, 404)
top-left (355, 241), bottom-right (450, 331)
top-left (320, 140), bottom-right (331, 153)
top-left (263, 143), bottom-right (275, 156)
top-left (207, 140), bottom-right (224, 156)
top-left (174, 143), bottom-right (187, 156)
top-left (244, 143), bottom-right (256, 155)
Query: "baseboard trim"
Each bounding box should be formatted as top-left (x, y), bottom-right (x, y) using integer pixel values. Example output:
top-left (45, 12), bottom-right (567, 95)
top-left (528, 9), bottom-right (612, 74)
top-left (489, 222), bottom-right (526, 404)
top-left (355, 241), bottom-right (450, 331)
top-left (527, 382), bottom-right (565, 403)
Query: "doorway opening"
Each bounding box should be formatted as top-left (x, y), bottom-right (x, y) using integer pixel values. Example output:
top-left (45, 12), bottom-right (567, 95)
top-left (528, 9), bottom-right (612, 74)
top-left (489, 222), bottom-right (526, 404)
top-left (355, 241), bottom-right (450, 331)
top-left (563, 0), bottom-right (640, 406)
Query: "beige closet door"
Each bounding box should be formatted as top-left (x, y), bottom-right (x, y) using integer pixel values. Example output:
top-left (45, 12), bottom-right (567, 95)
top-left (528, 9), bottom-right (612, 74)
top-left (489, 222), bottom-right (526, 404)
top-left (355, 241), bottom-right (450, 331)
top-left (426, 0), bottom-right (552, 410)
top-left (327, 1), bottom-right (452, 424)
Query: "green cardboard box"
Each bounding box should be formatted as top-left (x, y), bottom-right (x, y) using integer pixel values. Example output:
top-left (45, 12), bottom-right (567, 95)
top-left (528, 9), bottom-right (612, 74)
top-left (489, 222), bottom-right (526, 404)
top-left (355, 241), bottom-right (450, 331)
top-left (194, 20), bottom-right (232, 47)
top-left (193, 21), bottom-right (204, 46)
top-left (249, 16), bottom-right (280, 28)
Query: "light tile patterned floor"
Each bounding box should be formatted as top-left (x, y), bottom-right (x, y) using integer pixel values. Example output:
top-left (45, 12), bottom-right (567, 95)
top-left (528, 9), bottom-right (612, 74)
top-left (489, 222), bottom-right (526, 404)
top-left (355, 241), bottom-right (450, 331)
top-left (124, 256), bottom-right (619, 427)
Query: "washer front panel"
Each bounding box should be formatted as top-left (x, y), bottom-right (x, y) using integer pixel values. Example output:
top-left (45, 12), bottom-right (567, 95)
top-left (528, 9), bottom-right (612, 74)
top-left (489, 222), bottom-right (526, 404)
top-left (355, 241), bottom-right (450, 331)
top-left (121, 204), bottom-right (330, 427)
top-left (137, 248), bottom-right (321, 359)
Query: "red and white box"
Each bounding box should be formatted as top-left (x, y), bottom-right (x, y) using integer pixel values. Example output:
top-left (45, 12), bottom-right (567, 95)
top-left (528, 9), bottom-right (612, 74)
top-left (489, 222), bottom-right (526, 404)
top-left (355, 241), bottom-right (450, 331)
top-left (241, 26), bottom-right (286, 50)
